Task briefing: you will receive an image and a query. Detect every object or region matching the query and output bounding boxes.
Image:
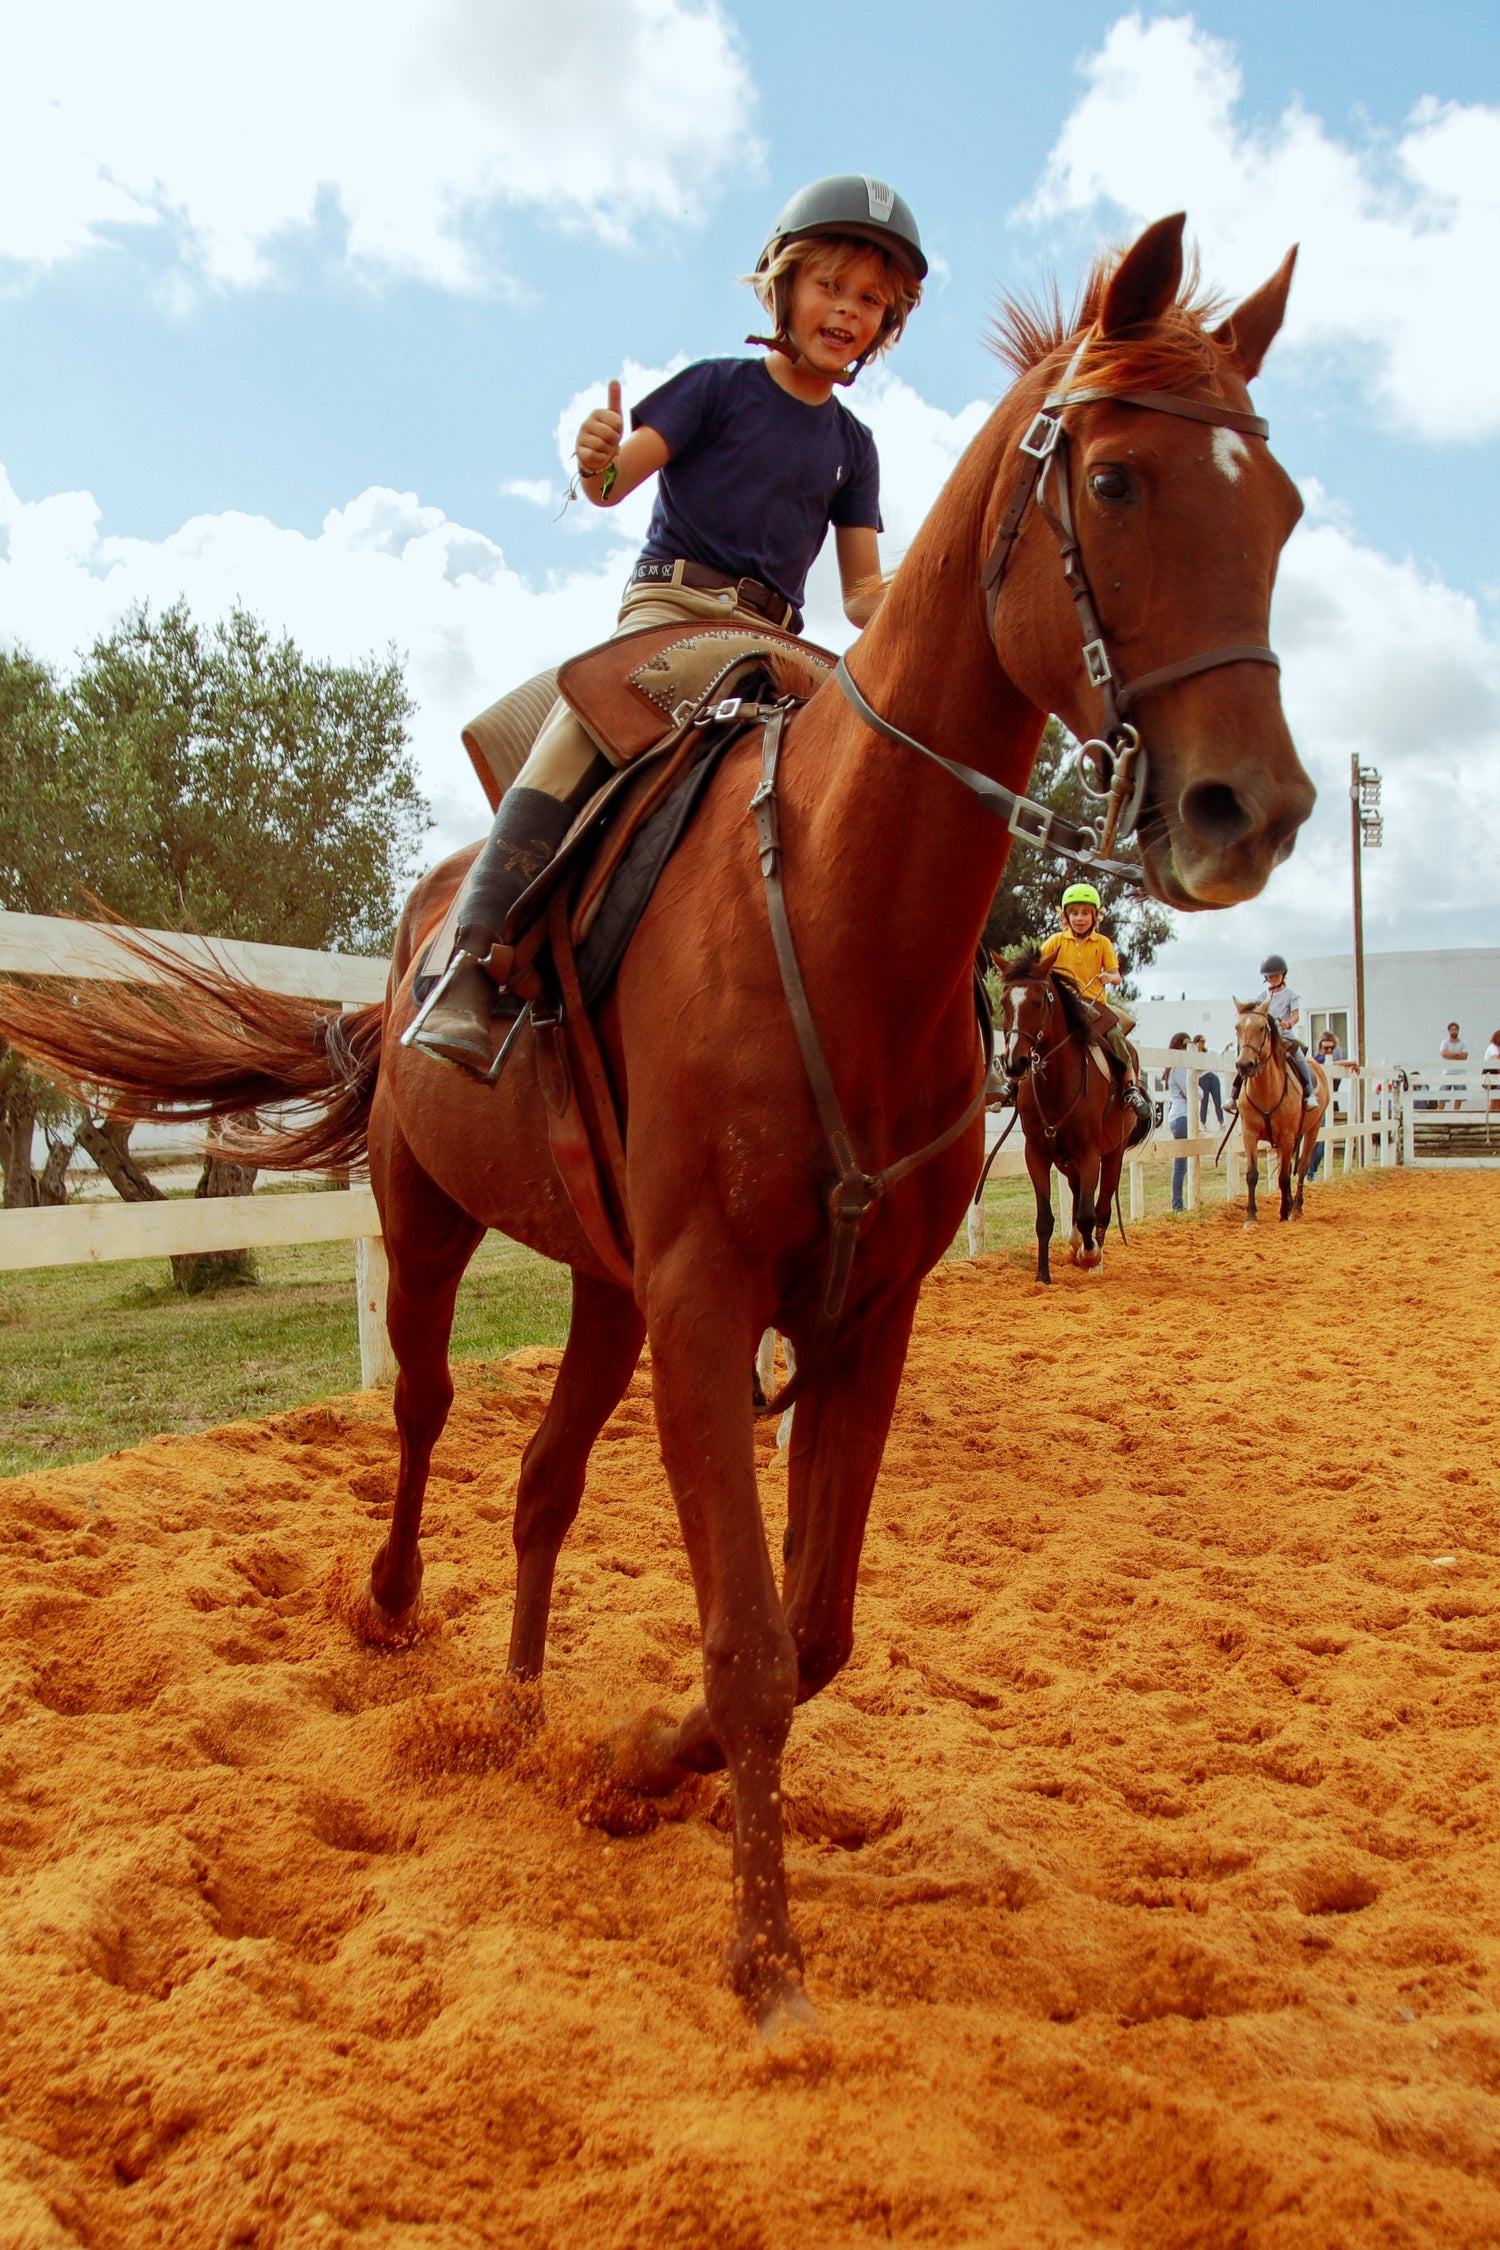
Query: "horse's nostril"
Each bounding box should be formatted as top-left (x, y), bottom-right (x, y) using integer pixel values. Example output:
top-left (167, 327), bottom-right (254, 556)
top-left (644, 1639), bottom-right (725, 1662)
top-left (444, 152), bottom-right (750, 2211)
top-left (1179, 780), bottom-right (1257, 849)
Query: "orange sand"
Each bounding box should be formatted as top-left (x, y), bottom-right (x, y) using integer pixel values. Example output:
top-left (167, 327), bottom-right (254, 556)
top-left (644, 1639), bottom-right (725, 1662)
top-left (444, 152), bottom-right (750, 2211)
top-left (2, 1168), bottom-right (1498, 2248)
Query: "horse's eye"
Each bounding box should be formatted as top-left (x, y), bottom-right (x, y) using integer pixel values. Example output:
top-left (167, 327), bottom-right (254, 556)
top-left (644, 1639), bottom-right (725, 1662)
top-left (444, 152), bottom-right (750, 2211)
top-left (1089, 466), bottom-right (1131, 503)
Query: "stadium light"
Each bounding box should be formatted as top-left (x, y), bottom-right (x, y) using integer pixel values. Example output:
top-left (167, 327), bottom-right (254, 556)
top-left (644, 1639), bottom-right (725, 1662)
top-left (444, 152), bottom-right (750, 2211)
top-left (1350, 758), bottom-right (1382, 1068)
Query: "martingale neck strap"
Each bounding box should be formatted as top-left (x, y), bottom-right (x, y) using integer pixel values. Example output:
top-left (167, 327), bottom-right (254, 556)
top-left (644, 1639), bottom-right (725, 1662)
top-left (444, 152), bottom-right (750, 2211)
top-left (835, 657), bottom-right (1144, 887)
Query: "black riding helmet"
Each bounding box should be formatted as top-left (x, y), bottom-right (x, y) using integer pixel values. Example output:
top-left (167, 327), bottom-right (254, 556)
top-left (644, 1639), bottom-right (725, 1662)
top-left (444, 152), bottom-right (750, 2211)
top-left (1260, 954), bottom-right (1289, 977)
top-left (751, 175), bottom-right (926, 382)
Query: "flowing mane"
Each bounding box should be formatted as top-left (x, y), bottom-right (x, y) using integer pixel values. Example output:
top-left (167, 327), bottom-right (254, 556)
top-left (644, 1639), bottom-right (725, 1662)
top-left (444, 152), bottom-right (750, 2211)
top-left (992, 245), bottom-right (1230, 400)
top-left (1000, 941), bottom-right (1047, 981)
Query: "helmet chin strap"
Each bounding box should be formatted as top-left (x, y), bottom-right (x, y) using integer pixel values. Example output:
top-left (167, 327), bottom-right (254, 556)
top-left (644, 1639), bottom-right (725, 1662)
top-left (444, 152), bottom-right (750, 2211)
top-left (744, 330), bottom-right (871, 386)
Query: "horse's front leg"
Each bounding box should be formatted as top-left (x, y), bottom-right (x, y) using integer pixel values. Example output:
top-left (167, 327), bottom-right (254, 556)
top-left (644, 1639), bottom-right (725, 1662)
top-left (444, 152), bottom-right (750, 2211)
top-left (365, 1114), bottom-right (484, 1632)
top-left (1243, 1131), bottom-right (1260, 1230)
top-left (507, 1271), bottom-right (645, 1680)
top-left (1025, 1136), bottom-right (1054, 1283)
top-left (628, 1239), bottom-right (803, 2028)
top-left (1072, 1147), bottom-right (1103, 1271)
top-left (779, 1278), bottom-right (922, 1699)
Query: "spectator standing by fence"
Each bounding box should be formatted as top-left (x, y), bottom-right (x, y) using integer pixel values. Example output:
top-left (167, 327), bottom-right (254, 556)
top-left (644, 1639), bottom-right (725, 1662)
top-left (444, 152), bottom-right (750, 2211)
top-left (1168, 1032), bottom-right (1191, 1213)
top-left (1307, 1029), bottom-right (1342, 1179)
top-left (1191, 1034), bottom-right (1223, 1126)
top-left (1485, 1030), bottom-right (1500, 1115)
top-left (1440, 1023), bottom-right (1468, 1111)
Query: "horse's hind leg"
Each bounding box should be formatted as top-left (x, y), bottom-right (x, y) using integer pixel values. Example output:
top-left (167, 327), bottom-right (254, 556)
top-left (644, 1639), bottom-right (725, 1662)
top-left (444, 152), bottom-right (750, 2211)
top-left (366, 1119), bottom-right (484, 1630)
top-left (507, 1272), bottom-right (645, 1680)
top-left (1243, 1140), bottom-right (1259, 1229)
top-left (1278, 1139), bottom-right (1295, 1222)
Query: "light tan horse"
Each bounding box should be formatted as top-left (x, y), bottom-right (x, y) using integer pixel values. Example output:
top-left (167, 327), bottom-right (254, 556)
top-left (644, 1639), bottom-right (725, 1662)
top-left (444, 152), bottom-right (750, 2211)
top-left (1232, 1000), bottom-right (1329, 1226)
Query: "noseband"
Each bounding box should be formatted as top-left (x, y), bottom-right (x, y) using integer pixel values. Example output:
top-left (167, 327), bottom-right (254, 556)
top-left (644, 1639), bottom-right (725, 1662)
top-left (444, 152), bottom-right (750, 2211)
top-left (838, 339), bottom-right (1282, 885)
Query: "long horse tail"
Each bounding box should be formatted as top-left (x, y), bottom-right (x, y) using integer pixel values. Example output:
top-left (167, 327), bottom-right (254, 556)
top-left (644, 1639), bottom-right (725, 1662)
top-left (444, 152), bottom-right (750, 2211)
top-left (0, 925), bottom-right (385, 1174)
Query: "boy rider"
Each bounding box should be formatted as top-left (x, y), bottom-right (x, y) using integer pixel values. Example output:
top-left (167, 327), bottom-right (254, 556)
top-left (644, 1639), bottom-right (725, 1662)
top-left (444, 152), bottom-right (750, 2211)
top-left (1037, 883), bottom-right (1154, 1141)
top-left (412, 174), bottom-right (926, 1074)
top-left (1234, 953), bottom-right (1319, 1111)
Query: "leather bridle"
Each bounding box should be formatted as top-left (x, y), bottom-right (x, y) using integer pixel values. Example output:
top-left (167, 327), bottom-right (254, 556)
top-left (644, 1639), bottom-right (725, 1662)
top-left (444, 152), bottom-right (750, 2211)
top-left (978, 350), bottom-right (1281, 860)
top-left (840, 334), bottom-right (1282, 882)
top-left (1003, 973), bottom-right (1086, 1141)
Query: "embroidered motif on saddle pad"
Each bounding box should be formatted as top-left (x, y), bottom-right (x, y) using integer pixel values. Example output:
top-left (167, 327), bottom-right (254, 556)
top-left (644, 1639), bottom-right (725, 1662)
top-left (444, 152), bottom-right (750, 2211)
top-left (559, 621), bottom-right (832, 767)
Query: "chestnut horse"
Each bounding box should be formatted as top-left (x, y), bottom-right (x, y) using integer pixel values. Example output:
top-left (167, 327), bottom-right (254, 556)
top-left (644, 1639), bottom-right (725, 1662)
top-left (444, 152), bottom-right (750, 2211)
top-left (1232, 998), bottom-right (1329, 1227)
top-left (0, 216), bottom-right (1314, 2035)
top-left (998, 950), bottom-right (1138, 1282)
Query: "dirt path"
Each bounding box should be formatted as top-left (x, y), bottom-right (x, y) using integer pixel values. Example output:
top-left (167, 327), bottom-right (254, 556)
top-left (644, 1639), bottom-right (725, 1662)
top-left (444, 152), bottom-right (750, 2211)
top-left (1, 1169), bottom-right (1497, 2248)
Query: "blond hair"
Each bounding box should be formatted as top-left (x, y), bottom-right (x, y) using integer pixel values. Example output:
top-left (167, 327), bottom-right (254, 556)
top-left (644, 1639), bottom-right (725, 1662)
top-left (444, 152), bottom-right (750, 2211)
top-left (747, 233), bottom-right (922, 363)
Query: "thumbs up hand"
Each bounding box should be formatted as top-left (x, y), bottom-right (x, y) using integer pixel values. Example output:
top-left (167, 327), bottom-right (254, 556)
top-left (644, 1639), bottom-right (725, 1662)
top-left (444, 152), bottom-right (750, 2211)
top-left (576, 379), bottom-right (624, 477)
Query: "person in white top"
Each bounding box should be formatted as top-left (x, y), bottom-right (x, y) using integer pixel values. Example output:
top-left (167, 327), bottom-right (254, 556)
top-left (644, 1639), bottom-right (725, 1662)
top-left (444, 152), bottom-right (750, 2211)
top-left (1484, 1030), bottom-right (1500, 1116)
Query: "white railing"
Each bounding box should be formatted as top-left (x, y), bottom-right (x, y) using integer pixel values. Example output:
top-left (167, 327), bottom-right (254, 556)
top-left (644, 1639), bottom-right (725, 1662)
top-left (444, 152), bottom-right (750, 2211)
top-left (1400, 1060), bottom-right (1500, 1168)
top-left (0, 910), bottom-right (396, 1385)
top-left (0, 911), bottom-right (1433, 1364)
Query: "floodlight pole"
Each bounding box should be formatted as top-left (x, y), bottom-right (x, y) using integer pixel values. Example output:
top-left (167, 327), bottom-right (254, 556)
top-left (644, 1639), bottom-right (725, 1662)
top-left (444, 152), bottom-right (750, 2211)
top-left (1350, 753), bottom-right (1366, 1067)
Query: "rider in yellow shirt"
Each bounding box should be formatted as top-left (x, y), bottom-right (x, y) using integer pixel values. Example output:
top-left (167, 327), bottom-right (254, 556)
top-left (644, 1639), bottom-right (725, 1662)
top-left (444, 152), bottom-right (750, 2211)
top-left (1037, 883), bottom-right (1153, 1141)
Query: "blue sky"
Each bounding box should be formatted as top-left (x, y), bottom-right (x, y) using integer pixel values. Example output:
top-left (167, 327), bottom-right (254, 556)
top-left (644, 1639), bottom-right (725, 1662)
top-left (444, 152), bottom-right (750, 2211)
top-left (4, 2), bottom-right (1499, 992)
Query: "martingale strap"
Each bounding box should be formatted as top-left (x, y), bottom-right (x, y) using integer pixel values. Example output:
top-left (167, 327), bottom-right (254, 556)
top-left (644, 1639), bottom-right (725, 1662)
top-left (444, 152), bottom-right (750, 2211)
top-left (750, 705), bottom-right (987, 1414)
top-left (835, 656), bottom-right (1145, 886)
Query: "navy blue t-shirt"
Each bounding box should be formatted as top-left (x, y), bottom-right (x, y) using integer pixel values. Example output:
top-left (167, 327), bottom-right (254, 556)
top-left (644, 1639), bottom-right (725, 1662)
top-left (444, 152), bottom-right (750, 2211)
top-left (630, 357), bottom-right (882, 615)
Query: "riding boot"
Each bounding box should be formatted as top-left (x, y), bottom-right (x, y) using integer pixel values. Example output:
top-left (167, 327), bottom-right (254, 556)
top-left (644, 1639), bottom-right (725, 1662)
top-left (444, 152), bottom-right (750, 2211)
top-left (1104, 1021), bottom-right (1154, 1148)
top-left (407, 787), bottom-right (577, 1073)
top-left (1291, 1049), bottom-right (1319, 1109)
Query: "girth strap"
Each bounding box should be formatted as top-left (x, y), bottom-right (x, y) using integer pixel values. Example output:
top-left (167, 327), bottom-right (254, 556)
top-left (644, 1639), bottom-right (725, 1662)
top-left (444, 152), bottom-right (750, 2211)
top-left (751, 705), bottom-right (987, 1413)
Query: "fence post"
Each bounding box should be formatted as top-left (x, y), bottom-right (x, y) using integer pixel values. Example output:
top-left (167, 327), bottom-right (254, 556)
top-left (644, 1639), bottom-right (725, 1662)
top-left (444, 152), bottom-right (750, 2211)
top-left (966, 1198), bottom-right (986, 1257)
top-left (354, 1235), bottom-right (396, 1388)
top-left (1129, 1160), bottom-right (1144, 1222)
top-left (1225, 1140), bottom-right (1240, 1201)
top-left (1056, 1168), bottom-right (1073, 1239)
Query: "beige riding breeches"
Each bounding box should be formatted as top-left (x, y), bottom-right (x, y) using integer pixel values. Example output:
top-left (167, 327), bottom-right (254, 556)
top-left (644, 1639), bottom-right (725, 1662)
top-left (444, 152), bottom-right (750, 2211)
top-left (464, 577), bottom-right (793, 809)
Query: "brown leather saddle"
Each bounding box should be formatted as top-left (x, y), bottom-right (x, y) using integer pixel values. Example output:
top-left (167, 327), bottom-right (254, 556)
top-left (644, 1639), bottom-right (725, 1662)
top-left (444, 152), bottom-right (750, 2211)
top-left (418, 621), bottom-right (834, 982)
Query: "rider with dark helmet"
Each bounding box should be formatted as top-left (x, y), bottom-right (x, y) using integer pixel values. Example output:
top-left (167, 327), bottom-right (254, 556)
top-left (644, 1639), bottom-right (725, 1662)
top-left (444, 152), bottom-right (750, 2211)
top-left (1232, 953), bottom-right (1319, 1111)
top-left (1037, 882), bottom-right (1154, 1144)
top-left (410, 176), bottom-right (927, 1074)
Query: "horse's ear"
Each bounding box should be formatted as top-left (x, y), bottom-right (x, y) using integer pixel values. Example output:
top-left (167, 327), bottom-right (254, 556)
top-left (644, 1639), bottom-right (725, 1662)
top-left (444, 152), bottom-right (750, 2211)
top-left (1231, 996), bottom-right (1246, 1012)
top-left (1212, 247), bottom-right (1297, 380)
top-left (1099, 213), bottom-right (1186, 336)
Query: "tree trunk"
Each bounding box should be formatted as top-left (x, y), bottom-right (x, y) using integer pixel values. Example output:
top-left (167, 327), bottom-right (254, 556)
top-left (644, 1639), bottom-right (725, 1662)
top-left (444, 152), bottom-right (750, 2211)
top-left (1, 1078), bottom-right (40, 1209)
top-left (76, 1116), bottom-right (165, 1203)
top-left (171, 1116), bottom-right (259, 1294)
top-left (37, 1131), bottom-right (75, 1205)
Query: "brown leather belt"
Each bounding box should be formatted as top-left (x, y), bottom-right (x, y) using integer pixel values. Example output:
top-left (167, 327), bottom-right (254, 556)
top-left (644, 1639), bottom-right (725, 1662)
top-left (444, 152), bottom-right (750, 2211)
top-left (628, 558), bottom-right (798, 632)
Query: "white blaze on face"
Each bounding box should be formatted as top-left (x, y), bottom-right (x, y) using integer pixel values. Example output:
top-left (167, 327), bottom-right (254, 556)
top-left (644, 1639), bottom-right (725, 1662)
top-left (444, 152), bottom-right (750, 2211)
top-left (1211, 426), bottom-right (1249, 482)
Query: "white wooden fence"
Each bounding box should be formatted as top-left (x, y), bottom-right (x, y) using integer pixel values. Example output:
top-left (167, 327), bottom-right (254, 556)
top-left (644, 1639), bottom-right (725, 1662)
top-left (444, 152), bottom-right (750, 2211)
top-left (0, 910), bottom-right (397, 1385)
top-left (1400, 1061), bottom-right (1500, 1169)
top-left (0, 912), bottom-right (1429, 1382)
top-left (965, 1046), bottom-right (1400, 1254)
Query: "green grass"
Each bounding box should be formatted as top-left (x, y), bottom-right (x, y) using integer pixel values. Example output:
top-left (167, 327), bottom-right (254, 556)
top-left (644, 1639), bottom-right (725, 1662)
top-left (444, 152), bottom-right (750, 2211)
top-left (0, 1228), bottom-right (571, 1479)
top-left (0, 1148), bottom-right (1379, 1478)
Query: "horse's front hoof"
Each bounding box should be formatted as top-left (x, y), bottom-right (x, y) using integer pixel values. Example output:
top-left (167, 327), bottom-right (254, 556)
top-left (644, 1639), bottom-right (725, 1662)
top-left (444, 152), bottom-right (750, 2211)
top-left (603, 1707), bottom-right (693, 1796)
top-left (323, 1553), bottom-right (435, 1648)
top-left (1242, 1219), bottom-right (1258, 1231)
top-left (755, 1978), bottom-right (822, 2051)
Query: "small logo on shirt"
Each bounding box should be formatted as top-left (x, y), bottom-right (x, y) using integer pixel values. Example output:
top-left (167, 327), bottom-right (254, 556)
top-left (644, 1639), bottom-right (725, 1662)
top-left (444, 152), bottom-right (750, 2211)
top-left (864, 177), bottom-right (896, 224)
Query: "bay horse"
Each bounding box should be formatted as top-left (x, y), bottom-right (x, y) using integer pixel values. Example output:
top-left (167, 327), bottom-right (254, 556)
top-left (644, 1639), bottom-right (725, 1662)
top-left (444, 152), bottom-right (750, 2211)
top-left (1232, 998), bottom-right (1330, 1226)
top-left (0, 215), bottom-right (1315, 2036)
top-left (997, 949), bottom-right (1140, 1282)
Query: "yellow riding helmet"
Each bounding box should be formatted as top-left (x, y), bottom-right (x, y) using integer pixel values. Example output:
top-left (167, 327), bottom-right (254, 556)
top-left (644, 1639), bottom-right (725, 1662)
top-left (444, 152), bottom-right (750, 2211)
top-left (1061, 882), bottom-right (1102, 910)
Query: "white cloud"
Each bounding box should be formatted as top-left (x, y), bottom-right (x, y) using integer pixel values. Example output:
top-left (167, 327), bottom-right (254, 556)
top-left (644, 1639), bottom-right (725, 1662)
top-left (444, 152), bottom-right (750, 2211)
top-left (0, 464), bottom-right (638, 856)
top-left (1023, 13), bottom-right (1500, 441)
top-left (6, 367), bottom-right (1495, 981)
top-left (1146, 489), bottom-right (1500, 988)
top-left (500, 480), bottom-right (559, 510)
top-left (1, 0), bottom-right (759, 291)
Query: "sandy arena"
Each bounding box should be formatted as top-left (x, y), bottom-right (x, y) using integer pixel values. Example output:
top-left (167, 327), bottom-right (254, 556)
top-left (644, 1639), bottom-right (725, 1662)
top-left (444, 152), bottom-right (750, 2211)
top-left (1, 1168), bottom-right (1497, 2248)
